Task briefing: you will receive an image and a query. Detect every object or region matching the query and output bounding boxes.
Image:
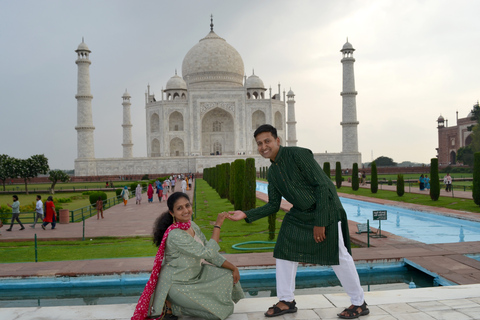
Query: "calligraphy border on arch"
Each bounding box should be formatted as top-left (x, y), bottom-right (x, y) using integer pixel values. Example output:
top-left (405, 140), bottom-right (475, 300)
top-left (200, 102), bottom-right (235, 117)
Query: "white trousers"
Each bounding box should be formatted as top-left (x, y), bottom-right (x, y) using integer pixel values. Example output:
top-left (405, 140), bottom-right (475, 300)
top-left (276, 221), bottom-right (364, 306)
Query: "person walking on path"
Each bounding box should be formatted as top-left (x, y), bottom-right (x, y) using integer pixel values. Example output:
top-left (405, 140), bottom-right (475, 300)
top-left (42, 196), bottom-right (56, 230)
top-left (136, 184), bottom-right (143, 205)
top-left (121, 186), bottom-right (130, 206)
top-left (419, 174), bottom-right (425, 191)
top-left (157, 182), bottom-right (164, 202)
top-left (425, 175), bottom-right (430, 190)
top-left (171, 178), bottom-right (176, 192)
top-left (6, 195), bottom-right (25, 231)
top-left (147, 184), bottom-right (154, 203)
top-left (31, 195), bottom-right (44, 228)
top-left (181, 179), bottom-right (187, 193)
top-left (444, 173), bottom-right (452, 192)
top-left (227, 124), bottom-right (368, 319)
top-left (96, 196), bottom-right (104, 219)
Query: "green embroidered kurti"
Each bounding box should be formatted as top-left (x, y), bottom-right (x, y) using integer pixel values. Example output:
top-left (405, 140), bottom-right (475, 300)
top-left (245, 146), bottom-right (351, 265)
top-left (149, 221), bottom-right (244, 320)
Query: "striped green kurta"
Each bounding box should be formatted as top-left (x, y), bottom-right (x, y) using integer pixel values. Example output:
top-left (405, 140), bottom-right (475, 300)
top-left (245, 146), bottom-right (351, 265)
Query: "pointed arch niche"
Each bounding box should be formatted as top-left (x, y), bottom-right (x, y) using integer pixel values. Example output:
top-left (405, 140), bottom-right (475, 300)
top-left (150, 113), bottom-right (159, 133)
top-left (201, 107), bottom-right (234, 156)
top-left (170, 137), bottom-right (184, 156)
top-left (169, 111), bottom-right (184, 131)
top-left (252, 110), bottom-right (266, 130)
top-left (151, 138), bottom-right (160, 157)
top-left (274, 111), bottom-right (283, 130)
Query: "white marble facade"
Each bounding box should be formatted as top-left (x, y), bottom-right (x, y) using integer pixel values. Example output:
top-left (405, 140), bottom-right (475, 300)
top-left (74, 24), bottom-right (361, 176)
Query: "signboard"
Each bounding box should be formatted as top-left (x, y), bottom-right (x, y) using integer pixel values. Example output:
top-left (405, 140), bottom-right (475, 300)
top-left (373, 210), bottom-right (387, 220)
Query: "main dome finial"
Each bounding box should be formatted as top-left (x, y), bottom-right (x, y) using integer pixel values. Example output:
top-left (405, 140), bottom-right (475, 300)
top-left (210, 14), bottom-right (214, 31)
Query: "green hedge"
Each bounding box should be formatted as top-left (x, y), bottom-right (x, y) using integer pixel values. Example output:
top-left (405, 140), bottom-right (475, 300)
top-left (335, 162), bottom-right (342, 189)
top-left (352, 163), bottom-right (359, 191)
top-left (233, 159), bottom-right (245, 210)
top-left (89, 191), bottom-right (107, 206)
top-left (370, 161), bottom-right (378, 194)
top-left (430, 158), bottom-right (440, 201)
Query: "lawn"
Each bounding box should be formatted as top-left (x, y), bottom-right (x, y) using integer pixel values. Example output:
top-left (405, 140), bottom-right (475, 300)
top-left (1, 181), bottom-right (134, 193)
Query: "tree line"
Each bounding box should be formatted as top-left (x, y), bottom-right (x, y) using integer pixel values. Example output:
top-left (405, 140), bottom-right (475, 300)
top-left (0, 154), bottom-right (70, 194)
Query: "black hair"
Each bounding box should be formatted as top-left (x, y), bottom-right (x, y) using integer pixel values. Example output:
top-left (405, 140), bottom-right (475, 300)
top-left (152, 192), bottom-right (190, 247)
top-left (254, 124), bottom-right (277, 139)
top-left (37, 195), bottom-right (41, 200)
top-left (47, 196), bottom-right (53, 201)
top-left (12, 195), bottom-right (18, 201)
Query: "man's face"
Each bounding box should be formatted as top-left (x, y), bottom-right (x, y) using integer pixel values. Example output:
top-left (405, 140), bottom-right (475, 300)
top-left (36, 196), bottom-right (40, 201)
top-left (256, 132), bottom-right (280, 161)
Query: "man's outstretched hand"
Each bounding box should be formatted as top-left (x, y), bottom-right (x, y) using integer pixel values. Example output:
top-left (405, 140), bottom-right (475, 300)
top-left (227, 210), bottom-right (247, 221)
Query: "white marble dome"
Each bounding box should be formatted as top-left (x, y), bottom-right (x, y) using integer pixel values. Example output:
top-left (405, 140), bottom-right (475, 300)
top-left (182, 31), bottom-right (244, 88)
top-left (166, 74), bottom-right (187, 90)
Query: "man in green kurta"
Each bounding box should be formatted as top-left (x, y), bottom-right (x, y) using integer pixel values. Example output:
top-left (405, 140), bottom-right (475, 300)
top-left (228, 124), bottom-right (368, 319)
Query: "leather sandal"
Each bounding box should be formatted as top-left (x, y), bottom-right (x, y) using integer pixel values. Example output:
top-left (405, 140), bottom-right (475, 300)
top-left (337, 301), bottom-right (369, 319)
top-left (265, 300), bottom-right (297, 317)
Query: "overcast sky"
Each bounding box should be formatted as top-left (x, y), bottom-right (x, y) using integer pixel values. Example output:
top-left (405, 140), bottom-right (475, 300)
top-left (1, 0), bottom-right (479, 170)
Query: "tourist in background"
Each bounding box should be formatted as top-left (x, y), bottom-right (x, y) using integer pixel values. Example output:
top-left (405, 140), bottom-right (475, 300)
top-left (121, 186), bottom-right (130, 206)
top-left (157, 182), bottom-right (164, 202)
top-left (6, 195), bottom-right (25, 231)
top-left (171, 178), bottom-right (176, 192)
top-left (181, 179), bottom-right (187, 193)
top-left (136, 184), bottom-right (143, 205)
top-left (131, 192), bottom-right (243, 320)
top-left (42, 196), bottom-right (56, 230)
top-left (96, 196), bottom-right (104, 219)
top-left (31, 195), bottom-right (44, 228)
top-left (147, 184), bottom-right (154, 203)
top-left (444, 173), bottom-right (452, 192)
top-left (419, 174), bottom-right (425, 191)
top-left (425, 175), bottom-right (430, 190)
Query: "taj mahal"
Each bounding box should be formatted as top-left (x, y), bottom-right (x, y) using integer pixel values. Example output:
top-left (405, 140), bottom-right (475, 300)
top-left (74, 19), bottom-right (361, 176)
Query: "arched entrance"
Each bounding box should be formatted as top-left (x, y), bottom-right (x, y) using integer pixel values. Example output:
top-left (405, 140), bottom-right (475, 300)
top-left (170, 138), bottom-right (184, 156)
top-left (201, 107), bottom-right (234, 155)
top-left (450, 151), bottom-right (456, 165)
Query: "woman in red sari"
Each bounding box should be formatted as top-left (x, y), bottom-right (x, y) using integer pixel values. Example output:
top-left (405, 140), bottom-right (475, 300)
top-left (42, 196), bottom-right (56, 230)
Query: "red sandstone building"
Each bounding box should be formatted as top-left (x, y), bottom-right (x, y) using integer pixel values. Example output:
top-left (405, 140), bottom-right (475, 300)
top-left (436, 111), bottom-right (475, 166)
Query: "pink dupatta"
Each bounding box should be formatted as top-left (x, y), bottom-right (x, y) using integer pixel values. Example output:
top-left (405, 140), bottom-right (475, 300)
top-left (131, 220), bottom-right (191, 320)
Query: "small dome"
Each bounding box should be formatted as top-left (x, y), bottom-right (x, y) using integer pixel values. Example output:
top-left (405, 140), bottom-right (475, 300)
top-left (122, 89), bottom-right (130, 97)
top-left (166, 74), bottom-right (187, 90)
top-left (341, 40), bottom-right (355, 52)
top-left (76, 40), bottom-right (90, 52)
top-left (245, 73), bottom-right (265, 89)
top-left (437, 115), bottom-right (445, 122)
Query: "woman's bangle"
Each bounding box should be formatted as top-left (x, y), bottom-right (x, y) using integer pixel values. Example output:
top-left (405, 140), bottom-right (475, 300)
top-left (214, 225), bottom-right (221, 229)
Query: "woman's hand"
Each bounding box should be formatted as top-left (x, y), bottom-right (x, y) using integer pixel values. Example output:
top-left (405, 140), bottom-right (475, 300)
top-left (215, 212), bottom-right (228, 227)
top-left (232, 267), bottom-right (240, 284)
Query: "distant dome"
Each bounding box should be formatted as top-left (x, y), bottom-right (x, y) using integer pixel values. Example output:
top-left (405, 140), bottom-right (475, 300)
top-left (182, 31), bottom-right (244, 88)
top-left (122, 89), bottom-right (130, 97)
top-left (341, 41), bottom-right (354, 52)
top-left (287, 89), bottom-right (295, 96)
top-left (437, 115), bottom-right (445, 122)
top-left (166, 74), bottom-right (187, 90)
top-left (76, 40), bottom-right (90, 52)
top-left (245, 73), bottom-right (265, 89)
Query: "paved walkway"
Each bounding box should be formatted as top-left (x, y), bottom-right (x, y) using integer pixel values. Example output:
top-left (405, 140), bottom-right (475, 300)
top-left (2, 181), bottom-right (480, 319)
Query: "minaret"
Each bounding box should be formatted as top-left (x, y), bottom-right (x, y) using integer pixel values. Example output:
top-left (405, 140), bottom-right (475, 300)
top-left (340, 39), bottom-right (359, 153)
top-left (286, 89), bottom-right (297, 146)
top-left (122, 89), bottom-right (133, 158)
top-left (75, 38), bottom-right (95, 159)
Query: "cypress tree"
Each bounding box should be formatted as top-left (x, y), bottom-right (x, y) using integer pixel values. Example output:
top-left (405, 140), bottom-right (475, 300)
top-left (234, 159), bottom-right (246, 210)
top-left (323, 162), bottom-right (331, 179)
top-left (352, 163), bottom-right (359, 191)
top-left (215, 164), bottom-right (222, 194)
top-left (396, 174), bottom-right (405, 197)
top-left (224, 163), bottom-right (230, 199)
top-left (229, 161), bottom-right (236, 204)
top-left (430, 158), bottom-right (440, 201)
top-left (370, 161), bottom-right (378, 193)
top-left (335, 162), bottom-right (342, 189)
top-left (243, 158), bottom-right (256, 211)
top-left (473, 153), bottom-right (480, 205)
top-left (211, 166), bottom-right (217, 190)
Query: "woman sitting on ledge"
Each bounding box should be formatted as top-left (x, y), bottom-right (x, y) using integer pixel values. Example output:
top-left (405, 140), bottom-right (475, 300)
top-left (132, 192), bottom-right (244, 320)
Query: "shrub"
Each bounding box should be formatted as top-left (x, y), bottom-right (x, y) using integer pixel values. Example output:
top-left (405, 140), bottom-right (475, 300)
top-left (370, 161), bottom-right (378, 193)
top-left (130, 182), bottom-right (138, 193)
top-left (396, 174), bottom-right (405, 197)
top-left (141, 174), bottom-right (149, 180)
top-left (115, 188), bottom-right (123, 197)
top-left (243, 158), bottom-right (256, 211)
top-left (225, 163), bottom-right (231, 200)
top-left (387, 179), bottom-right (393, 186)
top-left (430, 158), bottom-right (440, 201)
top-left (233, 159), bottom-right (246, 210)
top-left (335, 162), bottom-right (342, 189)
top-left (216, 164), bottom-right (223, 195)
top-left (229, 161), bottom-right (235, 204)
top-left (323, 162), bottom-right (331, 179)
top-left (352, 163), bottom-right (359, 191)
top-left (473, 153), bottom-right (480, 206)
top-left (89, 191), bottom-right (107, 205)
